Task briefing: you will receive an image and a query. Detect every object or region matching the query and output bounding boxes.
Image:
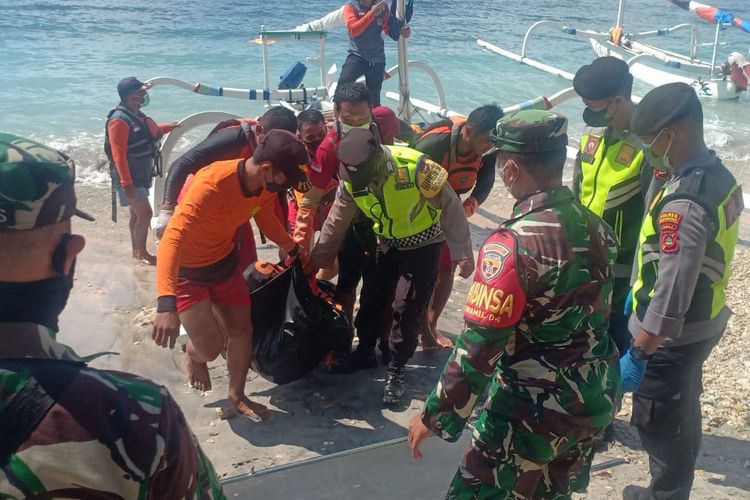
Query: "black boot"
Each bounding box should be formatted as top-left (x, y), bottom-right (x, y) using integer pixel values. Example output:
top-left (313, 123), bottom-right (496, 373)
top-left (328, 348), bottom-right (377, 374)
top-left (622, 485), bottom-right (654, 500)
top-left (378, 340), bottom-right (391, 365)
top-left (383, 364), bottom-right (406, 405)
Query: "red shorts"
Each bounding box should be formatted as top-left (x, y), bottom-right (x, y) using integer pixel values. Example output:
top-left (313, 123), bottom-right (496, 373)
top-left (439, 242), bottom-right (452, 269)
top-left (176, 267), bottom-right (251, 313)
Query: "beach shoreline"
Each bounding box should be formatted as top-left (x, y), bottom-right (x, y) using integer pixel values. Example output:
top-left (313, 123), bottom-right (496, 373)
top-left (59, 182), bottom-right (750, 497)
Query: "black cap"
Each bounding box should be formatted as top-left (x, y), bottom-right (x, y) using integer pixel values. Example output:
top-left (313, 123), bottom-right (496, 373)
top-left (631, 82), bottom-right (702, 136)
top-left (337, 128), bottom-right (380, 187)
top-left (255, 129), bottom-right (310, 191)
top-left (573, 56), bottom-right (633, 100)
top-left (117, 77), bottom-right (150, 101)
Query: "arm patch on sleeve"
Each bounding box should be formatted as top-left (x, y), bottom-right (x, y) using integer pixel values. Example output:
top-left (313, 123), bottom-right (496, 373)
top-left (416, 158), bottom-right (448, 198)
top-left (464, 229), bottom-right (526, 329)
top-left (658, 211), bottom-right (682, 254)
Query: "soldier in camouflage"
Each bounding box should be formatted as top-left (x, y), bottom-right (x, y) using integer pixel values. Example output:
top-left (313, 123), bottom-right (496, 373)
top-left (0, 134), bottom-right (224, 499)
top-left (408, 110), bottom-right (621, 499)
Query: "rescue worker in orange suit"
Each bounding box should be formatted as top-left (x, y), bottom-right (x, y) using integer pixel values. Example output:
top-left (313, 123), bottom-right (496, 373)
top-left (337, 0), bottom-right (412, 106)
top-left (409, 104), bottom-right (504, 351)
top-left (153, 106), bottom-right (298, 271)
top-left (105, 77), bottom-right (179, 265)
top-left (152, 130), bottom-right (308, 421)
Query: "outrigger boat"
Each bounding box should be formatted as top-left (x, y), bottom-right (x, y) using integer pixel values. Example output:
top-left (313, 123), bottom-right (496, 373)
top-left (478, 0), bottom-right (749, 100)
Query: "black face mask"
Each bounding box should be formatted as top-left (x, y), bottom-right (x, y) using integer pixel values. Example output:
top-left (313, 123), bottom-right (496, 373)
top-left (583, 107), bottom-right (608, 128)
top-left (0, 234), bottom-right (76, 332)
top-left (304, 138), bottom-right (324, 155)
top-left (264, 171), bottom-right (293, 193)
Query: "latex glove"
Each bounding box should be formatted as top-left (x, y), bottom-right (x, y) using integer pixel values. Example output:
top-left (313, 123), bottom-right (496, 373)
top-left (620, 351), bottom-right (647, 393)
top-left (623, 288), bottom-right (634, 316)
top-left (463, 197), bottom-right (479, 218)
top-left (153, 209), bottom-right (173, 246)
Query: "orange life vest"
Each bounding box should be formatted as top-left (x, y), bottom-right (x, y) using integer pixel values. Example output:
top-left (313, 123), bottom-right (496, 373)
top-left (416, 116), bottom-right (481, 194)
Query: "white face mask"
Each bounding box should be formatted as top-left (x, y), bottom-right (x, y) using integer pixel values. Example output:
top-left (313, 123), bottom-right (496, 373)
top-left (339, 122), bottom-right (370, 134)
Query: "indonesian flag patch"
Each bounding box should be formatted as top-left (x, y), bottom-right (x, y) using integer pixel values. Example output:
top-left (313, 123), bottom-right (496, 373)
top-left (658, 211), bottom-right (682, 253)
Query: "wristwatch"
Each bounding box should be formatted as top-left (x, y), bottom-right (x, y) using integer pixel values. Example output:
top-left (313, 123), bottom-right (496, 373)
top-left (629, 345), bottom-right (652, 361)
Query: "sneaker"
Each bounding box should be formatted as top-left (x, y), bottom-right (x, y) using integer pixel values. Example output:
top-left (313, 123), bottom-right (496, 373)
top-left (622, 485), bottom-right (653, 500)
top-left (327, 349), bottom-right (377, 374)
top-left (382, 366), bottom-right (406, 405)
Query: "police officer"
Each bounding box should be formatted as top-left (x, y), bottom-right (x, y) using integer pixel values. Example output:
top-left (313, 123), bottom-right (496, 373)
top-left (621, 84), bottom-right (743, 500)
top-left (307, 128), bottom-right (474, 404)
top-left (0, 134), bottom-right (223, 497)
top-left (573, 56), bottom-right (659, 359)
top-left (408, 110), bottom-right (620, 499)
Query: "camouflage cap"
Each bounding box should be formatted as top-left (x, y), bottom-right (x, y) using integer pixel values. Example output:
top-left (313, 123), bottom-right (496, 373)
top-left (490, 110), bottom-right (568, 154)
top-left (0, 133), bottom-right (94, 232)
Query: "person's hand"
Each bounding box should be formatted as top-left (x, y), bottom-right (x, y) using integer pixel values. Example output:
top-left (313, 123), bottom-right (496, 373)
top-left (123, 184), bottom-right (138, 203)
top-left (372, 0), bottom-right (386, 16)
top-left (153, 209), bottom-right (174, 246)
top-left (623, 288), bottom-right (634, 316)
top-left (408, 414), bottom-right (433, 460)
top-left (620, 351), bottom-right (647, 393)
top-left (303, 260), bottom-right (320, 277)
top-left (455, 259), bottom-right (475, 279)
top-left (163, 121), bottom-right (181, 133)
top-left (463, 197), bottom-right (479, 218)
top-left (401, 25), bottom-right (411, 38)
top-left (153, 311), bottom-right (181, 349)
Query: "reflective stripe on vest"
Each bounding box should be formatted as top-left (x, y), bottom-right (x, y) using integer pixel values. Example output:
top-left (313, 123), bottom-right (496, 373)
top-left (632, 161), bottom-right (742, 323)
top-left (344, 145), bottom-right (442, 240)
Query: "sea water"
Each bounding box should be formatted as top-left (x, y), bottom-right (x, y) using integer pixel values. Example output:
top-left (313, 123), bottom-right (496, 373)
top-left (1, 0), bottom-right (749, 184)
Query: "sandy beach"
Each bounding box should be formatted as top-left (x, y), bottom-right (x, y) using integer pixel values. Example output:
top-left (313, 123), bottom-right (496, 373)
top-left (59, 182), bottom-right (750, 498)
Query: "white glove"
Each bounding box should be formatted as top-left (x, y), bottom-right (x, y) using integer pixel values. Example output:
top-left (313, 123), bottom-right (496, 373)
top-left (153, 209), bottom-right (173, 247)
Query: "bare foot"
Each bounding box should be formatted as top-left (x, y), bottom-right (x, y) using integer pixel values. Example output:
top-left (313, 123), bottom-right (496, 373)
top-left (133, 252), bottom-right (157, 266)
top-left (420, 328), bottom-right (453, 354)
top-left (186, 357), bottom-right (212, 392)
top-left (229, 394), bottom-right (270, 422)
top-left (434, 332), bottom-right (454, 349)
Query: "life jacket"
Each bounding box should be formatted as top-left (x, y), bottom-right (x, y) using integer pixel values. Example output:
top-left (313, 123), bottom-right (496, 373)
top-left (577, 131), bottom-right (646, 296)
top-left (346, 1), bottom-right (387, 63)
top-left (413, 117), bottom-right (481, 194)
top-left (343, 145), bottom-right (444, 245)
top-left (104, 105), bottom-right (160, 189)
top-left (209, 118), bottom-right (258, 158)
top-left (632, 156), bottom-right (743, 324)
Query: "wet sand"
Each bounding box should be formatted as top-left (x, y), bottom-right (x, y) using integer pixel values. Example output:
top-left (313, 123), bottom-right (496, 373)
top-left (60, 183), bottom-right (750, 498)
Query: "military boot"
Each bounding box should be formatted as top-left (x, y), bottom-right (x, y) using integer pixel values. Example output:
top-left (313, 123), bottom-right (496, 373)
top-left (622, 485), bottom-right (654, 500)
top-left (328, 348), bottom-right (377, 374)
top-left (382, 365), bottom-right (406, 405)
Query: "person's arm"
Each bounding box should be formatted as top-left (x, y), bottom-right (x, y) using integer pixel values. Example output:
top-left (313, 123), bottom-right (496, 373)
top-left (162, 128), bottom-right (247, 209)
top-left (633, 199), bottom-right (710, 349)
top-left (295, 6), bottom-right (345, 31)
top-left (467, 153), bottom-right (496, 207)
top-left (108, 118), bottom-right (134, 187)
top-left (429, 182), bottom-right (473, 264)
top-left (308, 185), bottom-right (359, 270)
top-left (254, 191), bottom-right (296, 253)
top-left (149, 391), bottom-right (225, 499)
top-left (343, 3), bottom-right (377, 37)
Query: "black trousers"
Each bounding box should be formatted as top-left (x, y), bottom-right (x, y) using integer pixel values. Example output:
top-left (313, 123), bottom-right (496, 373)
top-left (338, 53), bottom-right (386, 106)
top-left (631, 335), bottom-right (721, 500)
top-left (336, 221), bottom-right (377, 295)
top-left (354, 242), bottom-right (442, 367)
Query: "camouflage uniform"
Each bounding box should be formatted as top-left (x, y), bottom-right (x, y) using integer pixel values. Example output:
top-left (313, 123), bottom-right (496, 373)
top-left (0, 134), bottom-right (225, 499)
top-left (420, 112), bottom-right (620, 499)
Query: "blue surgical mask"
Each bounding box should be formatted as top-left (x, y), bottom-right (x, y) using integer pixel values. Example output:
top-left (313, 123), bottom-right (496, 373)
top-left (643, 129), bottom-right (673, 173)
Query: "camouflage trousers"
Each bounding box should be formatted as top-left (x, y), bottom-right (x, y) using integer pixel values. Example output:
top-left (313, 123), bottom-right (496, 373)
top-left (445, 413), bottom-right (600, 500)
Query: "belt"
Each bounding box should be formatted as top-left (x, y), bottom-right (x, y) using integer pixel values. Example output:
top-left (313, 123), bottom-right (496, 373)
top-left (382, 224), bottom-right (443, 249)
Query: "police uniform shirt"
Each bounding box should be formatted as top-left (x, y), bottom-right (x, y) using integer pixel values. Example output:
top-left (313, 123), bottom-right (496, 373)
top-left (628, 153), bottom-right (732, 347)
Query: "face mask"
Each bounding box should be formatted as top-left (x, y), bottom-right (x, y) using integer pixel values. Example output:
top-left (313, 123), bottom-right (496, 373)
top-left (304, 138), bottom-right (324, 155)
top-left (583, 99), bottom-right (618, 128)
top-left (265, 171), bottom-right (292, 193)
top-left (339, 122), bottom-right (370, 135)
top-left (643, 129), bottom-right (673, 173)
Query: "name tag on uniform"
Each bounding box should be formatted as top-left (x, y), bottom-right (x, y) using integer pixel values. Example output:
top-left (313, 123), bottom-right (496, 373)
top-left (394, 166), bottom-right (414, 190)
top-left (616, 144), bottom-right (637, 166)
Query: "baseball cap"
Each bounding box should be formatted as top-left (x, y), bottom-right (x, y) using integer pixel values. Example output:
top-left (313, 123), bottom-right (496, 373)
top-left (336, 128), bottom-right (381, 189)
top-left (254, 129), bottom-right (310, 192)
top-left (0, 133), bottom-right (94, 232)
top-left (117, 77), bottom-right (151, 101)
top-left (490, 110), bottom-right (569, 154)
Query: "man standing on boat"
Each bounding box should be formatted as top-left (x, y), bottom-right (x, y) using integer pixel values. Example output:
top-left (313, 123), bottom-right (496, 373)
top-left (0, 134), bottom-right (224, 498)
top-left (105, 77), bottom-right (179, 265)
top-left (573, 57), bottom-right (659, 360)
top-left (408, 110), bottom-right (620, 499)
top-left (337, 0), bottom-right (412, 106)
top-left (621, 83), bottom-right (742, 500)
top-left (408, 104), bottom-right (504, 352)
top-left (152, 130), bottom-right (308, 421)
top-left (306, 128), bottom-right (474, 404)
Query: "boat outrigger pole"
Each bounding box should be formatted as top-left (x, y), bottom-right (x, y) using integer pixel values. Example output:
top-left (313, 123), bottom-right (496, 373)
top-left (396, 0), bottom-right (412, 122)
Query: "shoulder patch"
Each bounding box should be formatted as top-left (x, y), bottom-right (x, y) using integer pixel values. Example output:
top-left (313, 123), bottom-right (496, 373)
top-left (723, 187), bottom-right (744, 229)
top-left (584, 135), bottom-right (602, 155)
top-left (464, 229), bottom-right (526, 329)
top-left (615, 143), bottom-right (636, 166)
top-left (658, 211), bottom-right (682, 253)
top-left (416, 158), bottom-right (447, 198)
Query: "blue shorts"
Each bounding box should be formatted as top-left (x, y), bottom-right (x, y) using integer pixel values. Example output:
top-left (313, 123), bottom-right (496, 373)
top-left (116, 186), bottom-right (150, 207)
